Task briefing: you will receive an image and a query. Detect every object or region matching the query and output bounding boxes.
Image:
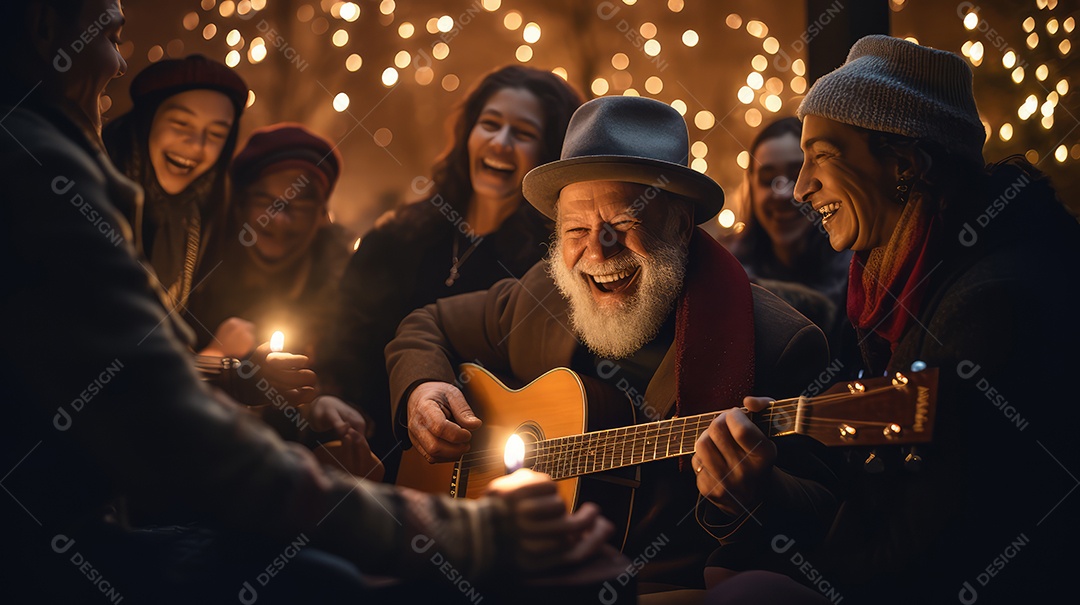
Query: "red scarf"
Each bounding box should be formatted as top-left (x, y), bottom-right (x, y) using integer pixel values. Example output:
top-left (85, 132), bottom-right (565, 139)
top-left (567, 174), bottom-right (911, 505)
top-left (673, 229), bottom-right (756, 417)
top-left (847, 202), bottom-right (938, 351)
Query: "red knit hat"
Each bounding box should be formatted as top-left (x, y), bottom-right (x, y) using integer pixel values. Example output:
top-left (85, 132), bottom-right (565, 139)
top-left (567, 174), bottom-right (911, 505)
top-left (231, 123), bottom-right (342, 196)
top-left (130, 54), bottom-right (249, 116)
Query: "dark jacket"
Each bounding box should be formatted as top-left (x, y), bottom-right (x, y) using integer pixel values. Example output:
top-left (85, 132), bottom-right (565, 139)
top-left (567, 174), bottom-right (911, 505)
top-left (0, 94), bottom-right (518, 601)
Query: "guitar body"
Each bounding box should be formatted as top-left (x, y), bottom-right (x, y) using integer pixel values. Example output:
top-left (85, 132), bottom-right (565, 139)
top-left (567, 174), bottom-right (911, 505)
top-left (396, 364), bottom-right (638, 548)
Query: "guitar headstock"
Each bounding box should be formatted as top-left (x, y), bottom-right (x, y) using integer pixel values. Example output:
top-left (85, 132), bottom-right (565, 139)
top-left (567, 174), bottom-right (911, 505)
top-left (770, 368), bottom-right (938, 448)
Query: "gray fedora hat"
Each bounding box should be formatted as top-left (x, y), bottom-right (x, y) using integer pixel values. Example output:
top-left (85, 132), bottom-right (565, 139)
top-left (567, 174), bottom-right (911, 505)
top-left (522, 96), bottom-right (725, 224)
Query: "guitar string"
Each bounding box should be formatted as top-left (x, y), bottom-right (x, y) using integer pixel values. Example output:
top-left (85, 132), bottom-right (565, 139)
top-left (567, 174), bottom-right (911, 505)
top-left (456, 382), bottom-right (915, 467)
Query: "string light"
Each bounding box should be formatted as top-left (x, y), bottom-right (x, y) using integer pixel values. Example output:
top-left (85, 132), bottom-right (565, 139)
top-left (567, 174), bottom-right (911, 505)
top-left (333, 92), bottom-right (349, 112)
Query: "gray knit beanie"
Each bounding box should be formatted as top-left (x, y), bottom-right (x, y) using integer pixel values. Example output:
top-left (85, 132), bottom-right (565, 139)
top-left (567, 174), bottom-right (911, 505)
top-left (798, 35), bottom-right (986, 167)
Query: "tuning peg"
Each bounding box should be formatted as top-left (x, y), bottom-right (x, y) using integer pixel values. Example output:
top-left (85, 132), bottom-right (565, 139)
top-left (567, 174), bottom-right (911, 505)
top-left (904, 447), bottom-right (923, 472)
top-left (863, 450), bottom-right (884, 474)
top-left (910, 360), bottom-right (927, 372)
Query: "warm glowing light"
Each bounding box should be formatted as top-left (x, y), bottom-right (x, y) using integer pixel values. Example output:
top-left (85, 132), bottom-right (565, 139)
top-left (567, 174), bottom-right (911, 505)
top-left (639, 22), bottom-right (656, 38)
top-left (183, 12), bottom-right (199, 31)
top-left (905, 37), bottom-right (919, 44)
top-left (224, 50), bottom-right (240, 67)
top-left (425, 18), bottom-right (439, 34)
top-left (437, 16), bottom-right (454, 33)
top-left (1012, 67), bottom-right (1025, 83)
top-left (249, 40), bottom-right (266, 62)
top-left (999, 123), bottom-right (1013, 141)
top-left (671, 99), bottom-right (687, 115)
top-left (148, 45), bottom-right (163, 62)
top-left (691, 158), bottom-right (707, 173)
top-left (346, 54), bottom-right (362, 72)
top-left (747, 72), bottom-right (764, 90)
top-left (504, 11), bottom-right (522, 30)
top-left (1041, 114), bottom-right (1054, 129)
top-left (202, 24), bottom-right (217, 40)
top-left (961, 40), bottom-right (973, 57)
top-left (612, 53), bottom-right (629, 70)
top-left (1060, 39), bottom-right (1072, 55)
top-left (523, 22), bottom-right (541, 43)
top-left (1055, 145), bottom-right (1068, 162)
top-left (1066, 17), bottom-right (1076, 33)
top-left (433, 42), bottom-right (450, 60)
top-left (552, 67), bottom-right (568, 80)
top-left (963, 12), bottom-right (978, 30)
top-left (1027, 32), bottom-right (1039, 49)
top-left (668, 0), bottom-right (684, 12)
top-left (644, 76), bottom-right (663, 94)
top-left (1048, 18), bottom-right (1059, 34)
top-left (374, 128), bottom-right (392, 147)
top-left (270, 331), bottom-right (285, 352)
top-left (201, 0), bottom-right (215, 10)
top-left (744, 108), bottom-right (762, 127)
top-left (504, 434), bottom-right (525, 473)
top-left (332, 29), bottom-right (349, 47)
top-left (415, 66), bottom-right (434, 85)
top-left (695, 110), bottom-right (715, 130)
top-left (1057, 79), bottom-right (1069, 95)
top-left (765, 77), bottom-right (784, 94)
top-left (396, 22), bottom-right (414, 38)
top-left (764, 94), bottom-right (782, 113)
top-left (515, 45), bottom-right (533, 62)
top-left (251, 0), bottom-right (265, 9)
top-left (297, 5), bottom-right (314, 22)
top-left (482, 0), bottom-right (502, 11)
top-left (591, 78), bottom-right (610, 96)
top-left (623, 88), bottom-right (640, 97)
top-left (746, 20), bottom-right (767, 38)
top-left (1041, 100), bottom-right (1054, 117)
top-left (793, 59), bottom-right (806, 76)
top-left (1036, 64), bottom-right (1049, 80)
top-left (1002, 51), bottom-right (1016, 68)
top-left (791, 76), bottom-right (807, 94)
top-left (226, 29), bottom-right (241, 47)
top-left (726, 14), bottom-right (742, 29)
top-left (736, 150), bottom-right (751, 169)
top-left (219, 0), bottom-right (235, 18)
top-left (643, 39), bottom-right (661, 56)
top-left (752, 55), bottom-right (768, 71)
top-left (442, 74), bottom-right (460, 92)
top-left (682, 30), bottom-right (699, 47)
top-left (353, 237), bottom-right (362, 251)
top-left (763, 37), bottom-right (780, 54)
top-left (691, 141), bottom-right (708, 158)
top-left (378, 0), bottom-right (394, 15)
top-left (969, 41), bottom-right (984, 62)
top-left (333, 92), bottom-right (350, 112)
top-left (1023, 17), bottom-right (1035, 33)
top-left (340, 2), bottom-right (360, 21)
top-left (394, 50), bottom-right (410, 68)
top-left (381, 68), bottom-right (398, 87)
top-left (714, 209), bottom-right (735, 229)
top-left (738, 86), bottom-right (754, 104)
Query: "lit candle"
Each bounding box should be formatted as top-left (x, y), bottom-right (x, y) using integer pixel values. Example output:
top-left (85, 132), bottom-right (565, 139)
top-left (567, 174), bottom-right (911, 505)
top-left (267, 330), bottom-right (293, 363)
top-left (504, 433), bottom-right (525, 474)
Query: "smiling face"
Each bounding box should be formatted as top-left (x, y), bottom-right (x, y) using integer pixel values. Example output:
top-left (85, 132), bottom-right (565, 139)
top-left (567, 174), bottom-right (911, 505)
top-left (794, 115), bottom-right (904, 251)
top-left (467, 87), bottom-right (545, 207)
top-left (549, 181), bottom-right (692, 358)
top-left (56, 0), bottom-right (128, 131)
top-left (750, 132), bottom-right (815, 251)
top-left (239, 168), bottom-right (325, 263)
top-left (147, 89), bottom-right (235, 194)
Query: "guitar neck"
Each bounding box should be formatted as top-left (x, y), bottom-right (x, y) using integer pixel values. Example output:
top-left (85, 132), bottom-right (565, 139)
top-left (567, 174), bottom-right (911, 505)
top-left (528, 411), bottom-right (733, 480)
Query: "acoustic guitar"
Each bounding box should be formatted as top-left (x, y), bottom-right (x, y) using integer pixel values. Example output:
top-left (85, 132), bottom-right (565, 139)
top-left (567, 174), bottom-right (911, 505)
top-left (397, 363), bottom-right (939, 548)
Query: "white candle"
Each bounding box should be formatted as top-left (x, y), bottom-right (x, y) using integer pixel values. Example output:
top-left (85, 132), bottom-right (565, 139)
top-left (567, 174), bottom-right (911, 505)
top-left (504, 434), bottom-right (525, 474)
top-left (267, 331), bottom-right (289, 362)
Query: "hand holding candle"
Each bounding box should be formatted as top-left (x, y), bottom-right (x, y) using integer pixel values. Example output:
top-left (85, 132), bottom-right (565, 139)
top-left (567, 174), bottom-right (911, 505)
top-left (265, 330), bottom-right (306, 369)
top-left (251, 331), bottom-right (318, 405)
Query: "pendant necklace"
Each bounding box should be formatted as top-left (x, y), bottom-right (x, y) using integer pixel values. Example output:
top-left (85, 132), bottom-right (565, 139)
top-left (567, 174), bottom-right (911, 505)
top-left (445, 235), bottom-right (482, 287)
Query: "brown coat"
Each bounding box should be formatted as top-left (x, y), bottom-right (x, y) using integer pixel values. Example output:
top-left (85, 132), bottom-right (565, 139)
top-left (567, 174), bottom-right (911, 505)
top-left (387, 253), bottom-right (832, 587)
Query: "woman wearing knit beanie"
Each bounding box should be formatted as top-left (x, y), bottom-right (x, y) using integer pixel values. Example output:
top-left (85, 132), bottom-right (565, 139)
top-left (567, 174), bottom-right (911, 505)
top-left (704, 36), bottom-right (1080, 604)
top-left (103, 54), bottom-right (248, 351)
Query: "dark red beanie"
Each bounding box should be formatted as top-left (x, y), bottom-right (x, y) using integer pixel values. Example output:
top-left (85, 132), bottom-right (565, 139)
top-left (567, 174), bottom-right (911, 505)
top-left (231, 123), bottom-right (342, 196)
top-left (130, 54), bottom-right (249, 116)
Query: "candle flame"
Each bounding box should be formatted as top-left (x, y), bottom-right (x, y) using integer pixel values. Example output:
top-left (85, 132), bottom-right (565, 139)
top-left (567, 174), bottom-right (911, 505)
top-left (504, 434), bottom-right (525, 473)
top-left (270, 331), bottom-right (285, 352)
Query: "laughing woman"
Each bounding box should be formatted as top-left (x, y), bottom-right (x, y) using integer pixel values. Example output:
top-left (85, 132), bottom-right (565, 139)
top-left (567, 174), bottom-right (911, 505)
top-left (104, 55), bottom-right (248, 353)
top-left (699, 36), bottom-right (1080, 604)
top-left (320, 66), bottom-right (582, 478)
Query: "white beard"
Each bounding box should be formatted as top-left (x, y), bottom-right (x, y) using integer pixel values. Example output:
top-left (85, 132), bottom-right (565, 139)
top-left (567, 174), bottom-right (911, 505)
top-left (548, 231), bottom-right (688, 359)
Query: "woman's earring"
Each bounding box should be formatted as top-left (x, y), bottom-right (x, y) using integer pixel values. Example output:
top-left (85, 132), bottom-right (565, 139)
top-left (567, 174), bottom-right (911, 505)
top-left (895, 174), bottom-right (913, 205)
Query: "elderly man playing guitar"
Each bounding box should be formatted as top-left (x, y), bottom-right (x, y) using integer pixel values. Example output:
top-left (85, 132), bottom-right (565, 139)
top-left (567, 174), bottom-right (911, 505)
top-left (388, 96), bottom-right (837, 595)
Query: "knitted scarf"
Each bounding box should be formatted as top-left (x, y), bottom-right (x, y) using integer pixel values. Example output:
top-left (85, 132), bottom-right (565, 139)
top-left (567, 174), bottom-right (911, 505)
top-left (847, 200), bottom-right (938, 351)
top-left (674, 229), bottom-right (756, 417)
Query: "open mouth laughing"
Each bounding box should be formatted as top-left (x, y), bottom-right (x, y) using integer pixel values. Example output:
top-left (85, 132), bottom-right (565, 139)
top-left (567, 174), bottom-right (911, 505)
top-left (584, 265), bottom-right (641, 294)
top-left (816, 202), bottom-right (841, 223)
top-left (164, 151), bottom-right (199, 176)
